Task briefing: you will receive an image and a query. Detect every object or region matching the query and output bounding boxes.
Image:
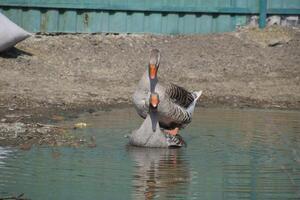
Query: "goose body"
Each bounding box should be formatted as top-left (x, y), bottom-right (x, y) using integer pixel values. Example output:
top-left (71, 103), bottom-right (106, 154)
top-left (129, 107), bottom-right (185, 148)
top-left (133, 67), bottom-right (202, 130)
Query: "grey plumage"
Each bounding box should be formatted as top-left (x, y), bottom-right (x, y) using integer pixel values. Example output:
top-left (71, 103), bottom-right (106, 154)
top-left (166, 83), bottom-right (196, 109)
top-left (130, 49), bottom-right (201, 148)
top-left (133, 61), bottom-right (202, 130)
top-left (129, 111), bottom-right (185, 148)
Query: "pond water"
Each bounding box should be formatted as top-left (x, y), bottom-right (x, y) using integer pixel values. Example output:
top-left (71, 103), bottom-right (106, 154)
top-left (0, 108), bottom-right (300, 200)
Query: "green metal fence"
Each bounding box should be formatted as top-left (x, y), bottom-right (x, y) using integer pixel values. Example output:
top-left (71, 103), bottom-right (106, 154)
top-left (0, 0), bottom-right (299, 34)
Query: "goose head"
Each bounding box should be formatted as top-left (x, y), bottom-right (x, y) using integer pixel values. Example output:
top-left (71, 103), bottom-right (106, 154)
top-left (149, 92), bottom-right (160, 110)
top-left (148, 49), bottom-right (160, 80)
top-left (149, 92), bottom-right (160, 131)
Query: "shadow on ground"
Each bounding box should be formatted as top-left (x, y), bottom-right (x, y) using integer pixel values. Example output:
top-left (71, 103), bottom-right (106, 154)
top-left (0, 47), bottom-right (33, 58)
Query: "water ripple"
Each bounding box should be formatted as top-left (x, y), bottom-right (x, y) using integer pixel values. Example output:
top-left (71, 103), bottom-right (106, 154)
top-left (0, 108), bottom-right (300, 199)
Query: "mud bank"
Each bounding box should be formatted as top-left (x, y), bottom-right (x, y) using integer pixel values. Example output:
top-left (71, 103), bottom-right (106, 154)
top-left (0, 26), bottom-right (299, 147)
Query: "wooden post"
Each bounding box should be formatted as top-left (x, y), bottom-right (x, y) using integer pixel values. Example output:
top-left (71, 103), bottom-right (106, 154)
top-left (259, 0), bottom-right (267, 28)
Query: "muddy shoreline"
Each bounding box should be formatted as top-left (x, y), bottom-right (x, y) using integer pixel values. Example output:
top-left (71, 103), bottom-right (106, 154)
top-left (0, 96), bottom-right (299, 148)
top-left (0, 26), bottom-right (299, 147)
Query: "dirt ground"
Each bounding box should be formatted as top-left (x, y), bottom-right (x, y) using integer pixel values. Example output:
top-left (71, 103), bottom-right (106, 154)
top-left (0, 26), bottom-right (299, 147)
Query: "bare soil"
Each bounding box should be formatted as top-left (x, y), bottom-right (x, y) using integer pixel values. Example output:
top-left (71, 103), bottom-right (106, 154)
top-left (0, 26), bottom-right (299, 147)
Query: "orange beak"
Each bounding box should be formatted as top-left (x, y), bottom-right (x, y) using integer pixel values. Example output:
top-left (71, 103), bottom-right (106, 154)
top-left (150, 94), bottom-right (159, 108)
top-left (149, 64), bottom-right (157, 79)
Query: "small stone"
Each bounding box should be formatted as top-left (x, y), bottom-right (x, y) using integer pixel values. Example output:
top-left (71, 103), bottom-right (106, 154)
top-left (37, 128), bottom-right (49, 134)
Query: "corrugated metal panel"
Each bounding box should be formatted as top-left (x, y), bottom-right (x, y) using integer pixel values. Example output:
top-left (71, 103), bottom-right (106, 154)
top-left (0, 0), bottom-right (299, 34)
top-left (0, 0), bottom-right (259, 13)
top-left (0, 8), bottom-right (248, 34)
top-left (268, 0), bottom-right (300, 9)
top-left (268, 0), bottom-right (300, 14)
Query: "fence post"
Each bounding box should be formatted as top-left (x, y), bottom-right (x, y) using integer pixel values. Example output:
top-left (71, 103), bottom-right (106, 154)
top-left (259, 0), bottom-right (267, 28)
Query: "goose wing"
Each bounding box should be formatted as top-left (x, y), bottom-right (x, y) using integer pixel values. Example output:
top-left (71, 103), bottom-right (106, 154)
top-left (165, 83), bottom-right (195, 109)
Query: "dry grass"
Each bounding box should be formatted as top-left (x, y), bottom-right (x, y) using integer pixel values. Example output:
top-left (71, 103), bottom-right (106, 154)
top-left (236, 25), bottom-right (296, 47)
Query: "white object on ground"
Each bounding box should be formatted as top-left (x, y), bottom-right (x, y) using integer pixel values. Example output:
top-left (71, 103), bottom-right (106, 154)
top-left (282, 16), bottom-right (299, 27)
top-left (0, 12), bottom-right (31, 52)
top-left (267, 15), bottom-right (281, 26)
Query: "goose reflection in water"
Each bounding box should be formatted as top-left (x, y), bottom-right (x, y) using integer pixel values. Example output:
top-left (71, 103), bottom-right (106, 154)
top-left (127, 147), bottom-right (190, 200)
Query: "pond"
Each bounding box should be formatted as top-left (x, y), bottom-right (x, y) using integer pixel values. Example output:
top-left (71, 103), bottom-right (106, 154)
top-left (0, 108), bottom-right (300, 199)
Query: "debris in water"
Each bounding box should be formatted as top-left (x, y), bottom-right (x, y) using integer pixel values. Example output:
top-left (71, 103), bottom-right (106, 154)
top-left (19, 143), bottom-right (32, 151)
top-left (74, 122), bottom-right (87, 129)
top-left (0, 193), bottom-right (30, 200)
top-left (51, 150), bottom-right (61, 159)
top-left (87, 136), bottom-right (97, 148)
top-left (51, 115), bottom-right (65, 121)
